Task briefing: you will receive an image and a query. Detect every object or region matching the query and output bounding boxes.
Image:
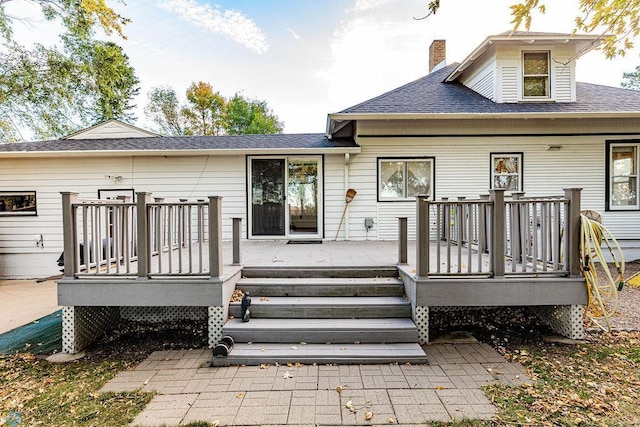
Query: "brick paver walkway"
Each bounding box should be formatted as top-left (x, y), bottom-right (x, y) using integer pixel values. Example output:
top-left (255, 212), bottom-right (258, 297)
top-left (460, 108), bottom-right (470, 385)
top-left (100, 342), bottom-right (529, 426)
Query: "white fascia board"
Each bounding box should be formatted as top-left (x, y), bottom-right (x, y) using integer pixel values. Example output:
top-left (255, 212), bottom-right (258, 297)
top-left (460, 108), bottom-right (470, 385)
top-left (328, 111), bottom-right (640, 121)
top-left (0, 146), bottom-right (361, 159)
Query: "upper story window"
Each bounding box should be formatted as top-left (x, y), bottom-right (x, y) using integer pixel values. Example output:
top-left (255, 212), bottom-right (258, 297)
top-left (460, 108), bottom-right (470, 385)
top-left (608, 143), bottom-right (638, 210)
top-left (378, 158), bottom-right (434, 201)
top-left (523, 51), bottom-right (550, 98)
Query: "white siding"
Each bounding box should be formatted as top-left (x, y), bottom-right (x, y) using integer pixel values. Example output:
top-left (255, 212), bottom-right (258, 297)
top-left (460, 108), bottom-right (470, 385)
top-left (348, 120), bottom-right (640, 241)
top-left (554, 63), bottom-right (574, 102)
top-left (459, 56), bottom-right (496, 101)
top-left (0, 155), bottom-right (246, 278)
top-left (66, 120), bottom-right (156, 139)
top-left (500, 66), bottom-right (518, 102)
top-left (324, 154), bottom-right (347, 239)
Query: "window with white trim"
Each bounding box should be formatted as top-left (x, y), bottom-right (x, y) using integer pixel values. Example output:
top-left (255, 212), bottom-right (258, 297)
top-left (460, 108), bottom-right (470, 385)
top-left (491, 153), bottom-right (522, 191)
top-left (378, 158), bottom-right (434, 201)
top-left (609, 143), bottom-right (638, 210)
top-left (523, 51), bottom-right (550, 98)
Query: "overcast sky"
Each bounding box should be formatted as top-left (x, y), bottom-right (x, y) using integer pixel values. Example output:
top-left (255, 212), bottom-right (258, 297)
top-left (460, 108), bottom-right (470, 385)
top-left (7, 0), bottom-right (640, 134)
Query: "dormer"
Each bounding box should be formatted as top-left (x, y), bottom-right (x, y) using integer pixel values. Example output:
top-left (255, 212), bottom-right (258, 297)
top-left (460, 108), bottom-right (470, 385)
top-left (444, 32), bottom-right (603, 104)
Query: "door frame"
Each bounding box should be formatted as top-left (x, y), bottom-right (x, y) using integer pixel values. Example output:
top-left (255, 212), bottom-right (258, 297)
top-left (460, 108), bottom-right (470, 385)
top-left (247, 155), bottom-right (324, 240)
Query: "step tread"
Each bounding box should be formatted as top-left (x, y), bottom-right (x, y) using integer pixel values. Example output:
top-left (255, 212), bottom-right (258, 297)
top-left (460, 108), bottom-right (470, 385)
top-left (224, 343), bottom-right (426, 357)
top-left (212, 343), bottom-right (427, 366)
top-left (224, 318), bottom-right (417, 330)
top-left (238, 277), bottom-right (403, 285)
top-left (230, 296), bottom-right (409, 307)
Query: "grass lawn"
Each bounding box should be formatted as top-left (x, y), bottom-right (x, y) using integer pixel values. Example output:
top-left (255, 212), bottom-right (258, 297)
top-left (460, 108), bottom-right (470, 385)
top-left (0, 353), bottom-right (152, 426)
top-left (1, 329), bottom-right (639, 426)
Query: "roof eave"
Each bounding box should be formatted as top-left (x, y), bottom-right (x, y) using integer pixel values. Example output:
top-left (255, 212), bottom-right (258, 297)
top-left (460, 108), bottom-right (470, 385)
top-left (0, 146), bottom-right (361, 158)
top-left (445, 33), bottom-right (604, 83)
top-left (328, 111), bottom-right (640, 121)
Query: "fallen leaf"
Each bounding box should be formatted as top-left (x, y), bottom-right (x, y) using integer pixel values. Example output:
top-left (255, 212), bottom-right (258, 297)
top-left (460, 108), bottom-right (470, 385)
top-left (287, 362), bottom-right (293, 367)
top-left (386, 417), bottom-right (395, 424)
top-left (283, 371), bottom-right (293, 379)
top-left (212, 421), bottom-right (220, 427)
top-left (260, 297), bottom-right (269, 301)
top-left (365, 411), bottom-right (373, 420)
top-left (237, 393), bottom-right (244, 398)
top-left (300, 342), bottom-right (308, 345)
top-left (435, 386), bottom-right (445, 390)
top-left (345, 400), bottom-right (355, 412)
top-left (259, 364), bottom-right (269, 370)
top-left (336, 385), bottom-right (343, 393)
top-left (291, 346), bottom-right (298, 350)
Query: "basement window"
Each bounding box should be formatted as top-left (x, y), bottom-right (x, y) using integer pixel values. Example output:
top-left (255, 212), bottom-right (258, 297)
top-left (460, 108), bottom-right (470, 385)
top-left (523, 51), bottom-right (550, 98)
top-left (378, 158), bottom-right (434, 201)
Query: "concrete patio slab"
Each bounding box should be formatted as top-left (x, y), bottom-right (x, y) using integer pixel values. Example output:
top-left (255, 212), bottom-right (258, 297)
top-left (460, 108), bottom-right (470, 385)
top-left (0, 279), bottom-right (59, 334)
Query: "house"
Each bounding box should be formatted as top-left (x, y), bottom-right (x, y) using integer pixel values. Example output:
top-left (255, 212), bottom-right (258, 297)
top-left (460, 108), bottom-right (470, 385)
top-left (0, 31), bottom-right (638, 357)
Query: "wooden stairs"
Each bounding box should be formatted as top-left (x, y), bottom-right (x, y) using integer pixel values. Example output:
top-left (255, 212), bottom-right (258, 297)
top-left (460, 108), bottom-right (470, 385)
top-left (212, 267), bottom-right (427, 366)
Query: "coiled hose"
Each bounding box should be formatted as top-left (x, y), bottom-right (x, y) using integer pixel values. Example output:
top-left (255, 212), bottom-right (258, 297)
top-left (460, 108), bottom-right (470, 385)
top-left (579, 213), bottom-right (625, 331)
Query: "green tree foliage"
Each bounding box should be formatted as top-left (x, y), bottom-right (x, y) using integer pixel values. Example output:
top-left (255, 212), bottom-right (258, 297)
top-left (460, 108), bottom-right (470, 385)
top-left (420, 0), bottom-right (640, 58)
top-left (183, 81), bottom-right (226, 136)
top-left (144, 83), bottom-right (283, 136)
top-left (622, 66), bottom-right (640, 90)
top-left (0, 0), bottom-right (138, 142)
top-left (224, 94), bottom-right (283, 135)
top-left (144, 87), bottom-right (187, 136)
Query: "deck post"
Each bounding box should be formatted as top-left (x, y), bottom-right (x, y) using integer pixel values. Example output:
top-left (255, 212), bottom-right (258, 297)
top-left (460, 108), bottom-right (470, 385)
top-left (564, 188), bottom-right (582, 277)
top-left (398, 217), bottom-right (408, 265)
top-left (490, 189), bottom-right (505, 277)
top-left (209, 196), bottom-right (223, 278)
top-left (416, 195), bottom-right (430, 277)
top-left (478, 194), bottom-right (490, 253)
top-left (511, 191), bottom-right (525, 263)
top-left (232, 217), bottom-right (242, 266)
top-left (61, 192), bottom-right (79, 278)
top-left (136, 192), bottom-right (152, 279)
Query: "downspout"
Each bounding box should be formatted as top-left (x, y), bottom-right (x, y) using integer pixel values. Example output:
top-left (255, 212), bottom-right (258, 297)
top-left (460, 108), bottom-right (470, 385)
top-left (344, 153), bottom-right (351, 240)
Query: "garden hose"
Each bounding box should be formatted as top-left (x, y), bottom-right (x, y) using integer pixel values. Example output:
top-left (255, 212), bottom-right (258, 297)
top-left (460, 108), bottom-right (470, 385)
top-left (579, 214), bottom-right (625, 331)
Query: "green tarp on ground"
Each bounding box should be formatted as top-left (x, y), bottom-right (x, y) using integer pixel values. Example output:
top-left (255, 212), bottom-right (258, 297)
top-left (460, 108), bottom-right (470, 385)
top-left (0, 310), bottom-right (61, 354)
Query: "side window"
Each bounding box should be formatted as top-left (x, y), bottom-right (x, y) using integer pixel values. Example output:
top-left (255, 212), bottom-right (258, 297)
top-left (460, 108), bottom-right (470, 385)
top-left (523, 51), bottom-right (550, 98)
top-left (378, 158), bottom-right (434, 201)
top-left (491, 153), bottom-right (523, 192)
top-left (609, 144), bottom-right (638, 210)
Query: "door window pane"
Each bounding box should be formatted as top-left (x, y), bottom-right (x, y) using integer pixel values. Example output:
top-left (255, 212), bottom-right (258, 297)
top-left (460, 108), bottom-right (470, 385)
top-left (288, 160), bottom-right (318, 234)
top-left (251, 159), bottom-right (285, 235)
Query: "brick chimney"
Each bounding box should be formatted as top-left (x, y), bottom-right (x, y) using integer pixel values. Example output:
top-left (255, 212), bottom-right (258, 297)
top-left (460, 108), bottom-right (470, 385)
top-left (429, 39), bottom-right (446, 73)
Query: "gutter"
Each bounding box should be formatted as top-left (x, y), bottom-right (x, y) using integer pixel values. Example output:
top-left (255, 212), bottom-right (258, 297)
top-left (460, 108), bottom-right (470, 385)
top-left (0, 146), bottom-right (361, 159)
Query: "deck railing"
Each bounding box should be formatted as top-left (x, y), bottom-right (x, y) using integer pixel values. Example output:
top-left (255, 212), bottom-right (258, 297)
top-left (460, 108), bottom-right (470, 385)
top-left (414, 188), bottom-right (582, 278)
top-left (61, 192), bottom-right (224, 279)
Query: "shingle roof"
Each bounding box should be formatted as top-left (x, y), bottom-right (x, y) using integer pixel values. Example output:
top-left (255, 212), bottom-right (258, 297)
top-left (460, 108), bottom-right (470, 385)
top-left (0, 133), bottom-right (358, 153)
top-left (338, 63), bottom-right (640, 115)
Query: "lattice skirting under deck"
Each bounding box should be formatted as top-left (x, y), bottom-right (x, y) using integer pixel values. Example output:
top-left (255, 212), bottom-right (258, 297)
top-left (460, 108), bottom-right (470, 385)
top-left (414, 306), bottom-right (429, 345)
top-left (120, 306), bottom-right (207, 322)
top-left (208, 306), bottom-right (225, 348)
top-left (536, 305), bottom-right (585, 340)
top-left (62, 306), bottom-right (120, 354)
